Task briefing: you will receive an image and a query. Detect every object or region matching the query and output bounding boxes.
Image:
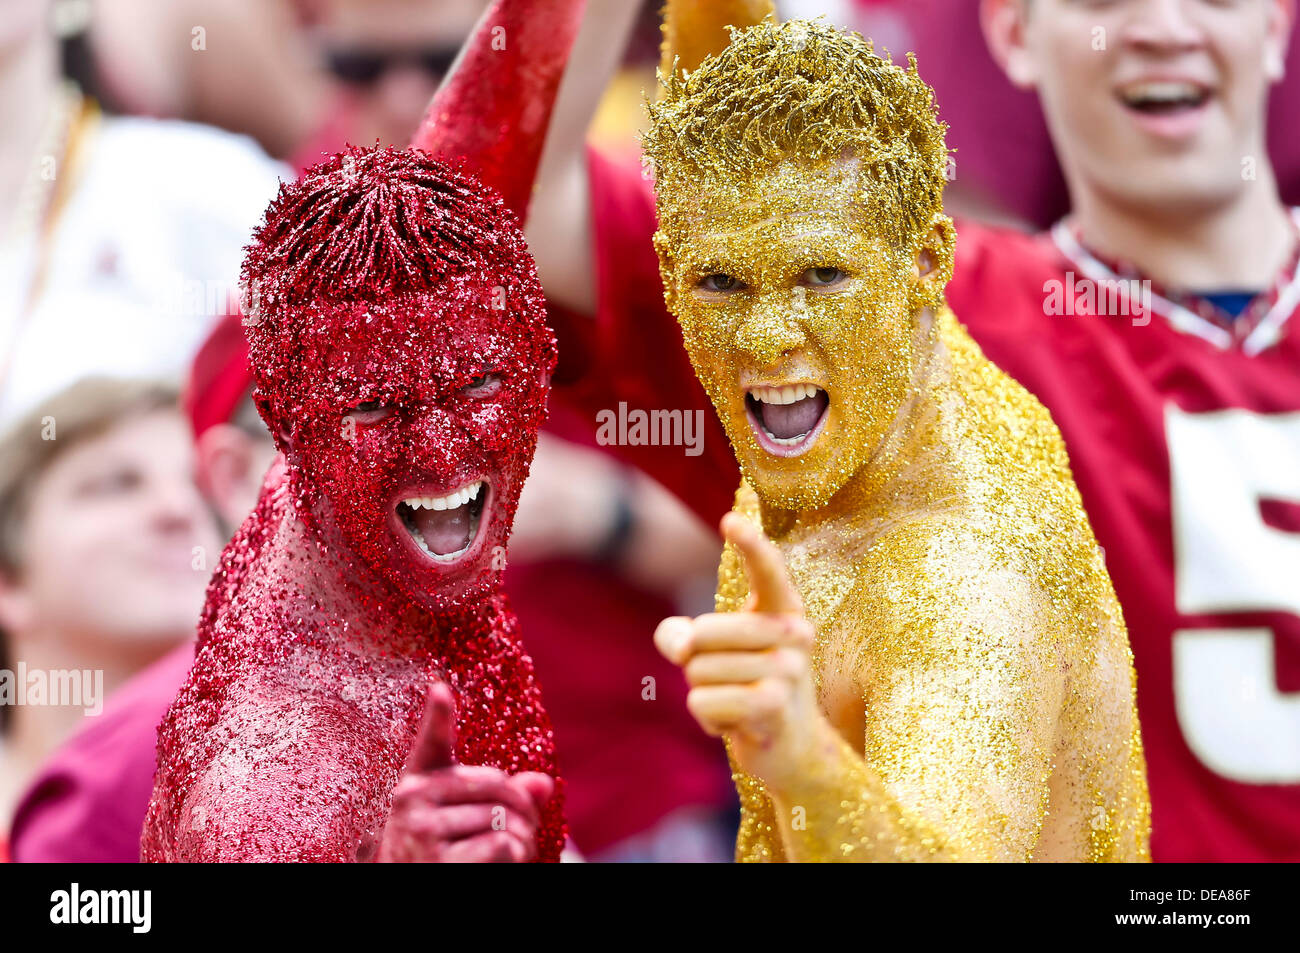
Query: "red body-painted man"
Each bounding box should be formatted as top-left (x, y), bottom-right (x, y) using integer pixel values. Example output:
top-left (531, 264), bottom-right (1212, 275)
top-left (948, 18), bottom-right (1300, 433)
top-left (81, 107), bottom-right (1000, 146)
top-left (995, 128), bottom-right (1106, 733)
top-left (141, 0), bottom-right (585, 863)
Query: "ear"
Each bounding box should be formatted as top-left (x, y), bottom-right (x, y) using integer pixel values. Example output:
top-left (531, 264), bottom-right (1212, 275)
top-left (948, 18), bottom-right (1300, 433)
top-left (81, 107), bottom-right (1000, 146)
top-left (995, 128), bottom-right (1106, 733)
top-left (913, 215), bottom-right (956, 299)
top-left (257, 396), bottom-right (296, 451)
top-left (908, 216), bottom-right (956, 315)
top-left (981, 0), bottom-right (1038, 90)
top-left (196, 423), bottom-right (270, 529)
top-left (1264, 0), bottom-right (1295, 82)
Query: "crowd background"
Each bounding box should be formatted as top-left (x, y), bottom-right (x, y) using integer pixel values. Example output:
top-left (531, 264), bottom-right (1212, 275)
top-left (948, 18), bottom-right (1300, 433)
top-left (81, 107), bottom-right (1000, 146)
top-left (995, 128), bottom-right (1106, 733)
top-left (1, 0), bottom-right (1297, 862)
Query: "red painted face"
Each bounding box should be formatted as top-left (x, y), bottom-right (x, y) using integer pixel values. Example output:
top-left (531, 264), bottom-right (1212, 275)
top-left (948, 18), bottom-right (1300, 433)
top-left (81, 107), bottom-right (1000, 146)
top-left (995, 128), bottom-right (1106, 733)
top-left (243, 147), bottom-right (556, 613)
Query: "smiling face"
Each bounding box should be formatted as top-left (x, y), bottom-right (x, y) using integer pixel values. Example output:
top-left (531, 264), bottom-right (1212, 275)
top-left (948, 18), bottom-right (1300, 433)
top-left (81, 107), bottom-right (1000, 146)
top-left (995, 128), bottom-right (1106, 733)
top-left (3, 407), bottom-right (221, 658)
top-left (998, 0), bottom-right (1292, 212)
top-left (280, 288), bottom-right (548, 610)
top-left (658, 158), bottom-right (948, 510)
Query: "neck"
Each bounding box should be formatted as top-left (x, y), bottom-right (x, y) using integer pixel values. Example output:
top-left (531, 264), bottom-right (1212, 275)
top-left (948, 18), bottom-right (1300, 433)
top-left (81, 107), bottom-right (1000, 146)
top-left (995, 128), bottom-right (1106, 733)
top-left (0, 31), bottom-right (60, 229)
top-left (1070, 173), bottom-right (1294, 291)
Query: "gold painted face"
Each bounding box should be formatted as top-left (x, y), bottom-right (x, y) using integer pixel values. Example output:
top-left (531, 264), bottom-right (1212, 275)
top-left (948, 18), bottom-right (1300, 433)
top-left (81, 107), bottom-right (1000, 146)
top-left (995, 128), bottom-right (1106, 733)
top-left (656, 157), bottom-right (945, 511)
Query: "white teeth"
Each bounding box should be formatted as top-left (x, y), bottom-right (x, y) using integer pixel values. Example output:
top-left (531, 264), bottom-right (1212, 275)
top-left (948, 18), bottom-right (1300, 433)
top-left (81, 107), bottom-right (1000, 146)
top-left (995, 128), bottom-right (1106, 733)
top-left (1122, 81), bottom-right (1204, 105)
top-left (749, 383), bottom-right (820, 405)
top-left (402, 480), bottom-right (483, 512)
top-left (400, 480), bottom-right (485, 562)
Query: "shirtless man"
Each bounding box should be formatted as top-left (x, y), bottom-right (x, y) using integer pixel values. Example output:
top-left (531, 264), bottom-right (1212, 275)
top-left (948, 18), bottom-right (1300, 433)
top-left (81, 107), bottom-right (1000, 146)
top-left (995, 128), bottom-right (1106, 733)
top-left (137, 0), bottom-right (593, 863)
top-left (647, 19), bottom-right (1150, 862)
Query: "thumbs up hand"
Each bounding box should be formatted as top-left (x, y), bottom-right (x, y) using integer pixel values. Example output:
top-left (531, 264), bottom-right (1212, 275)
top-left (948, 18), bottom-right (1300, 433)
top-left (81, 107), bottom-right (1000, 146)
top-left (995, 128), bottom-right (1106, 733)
top-left (654, 513), bottom-right (828, 791)
top-left (375, 683), bottom-right (554, 863)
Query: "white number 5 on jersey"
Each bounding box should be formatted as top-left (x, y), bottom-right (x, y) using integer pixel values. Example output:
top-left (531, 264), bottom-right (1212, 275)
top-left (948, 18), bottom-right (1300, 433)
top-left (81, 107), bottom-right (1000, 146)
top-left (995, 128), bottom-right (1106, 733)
top-left (1168, 406), bottom-right (1300, 783)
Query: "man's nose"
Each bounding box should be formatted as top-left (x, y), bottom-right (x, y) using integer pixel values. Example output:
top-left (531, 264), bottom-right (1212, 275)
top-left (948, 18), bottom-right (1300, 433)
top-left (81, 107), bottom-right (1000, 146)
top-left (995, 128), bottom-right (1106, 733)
top-left (1123, 0), bottom-right (1208, 53)
top-left (409, 405), bottom-right (473, 464)
top-left (148, 479), bottom-right (204, 536)
top-left (735, 296), bottom-right (808, 369)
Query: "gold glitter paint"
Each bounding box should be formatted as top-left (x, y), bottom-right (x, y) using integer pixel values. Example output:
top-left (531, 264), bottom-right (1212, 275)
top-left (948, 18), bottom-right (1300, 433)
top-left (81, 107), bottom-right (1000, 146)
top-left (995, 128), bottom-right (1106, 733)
top-left (648, 19), bottom-right (1150, 862)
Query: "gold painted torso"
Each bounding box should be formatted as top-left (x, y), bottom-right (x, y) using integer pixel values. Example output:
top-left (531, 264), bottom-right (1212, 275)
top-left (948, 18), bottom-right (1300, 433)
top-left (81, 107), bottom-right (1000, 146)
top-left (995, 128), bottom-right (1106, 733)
top-left (716, 308), bottom-right (1151, 862)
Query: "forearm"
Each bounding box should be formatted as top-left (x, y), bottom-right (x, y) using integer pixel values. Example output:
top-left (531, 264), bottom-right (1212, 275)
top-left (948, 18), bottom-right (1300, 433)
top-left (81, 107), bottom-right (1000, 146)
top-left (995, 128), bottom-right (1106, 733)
top-left (619, 471), bottom-right (722, 599)
top-left (764, 722), bottom-right (965, 863)
top-left (527, 0), bottom-right (642, 314)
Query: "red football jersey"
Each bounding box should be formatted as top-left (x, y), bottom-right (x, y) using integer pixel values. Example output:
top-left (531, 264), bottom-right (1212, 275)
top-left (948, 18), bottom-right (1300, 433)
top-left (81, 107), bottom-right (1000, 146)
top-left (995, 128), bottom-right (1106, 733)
top-left (949, 216), bottom-right (1300, 862)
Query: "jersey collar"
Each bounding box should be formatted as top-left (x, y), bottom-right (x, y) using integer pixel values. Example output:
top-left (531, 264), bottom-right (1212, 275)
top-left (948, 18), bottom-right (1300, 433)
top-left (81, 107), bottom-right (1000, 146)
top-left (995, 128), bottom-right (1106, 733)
top-left (1049, 208), bottom-right (1300, 356)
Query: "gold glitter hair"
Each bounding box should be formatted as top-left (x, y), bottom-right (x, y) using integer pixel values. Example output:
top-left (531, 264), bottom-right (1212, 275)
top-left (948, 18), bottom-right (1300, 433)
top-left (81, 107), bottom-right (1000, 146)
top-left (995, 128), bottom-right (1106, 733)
top-left (645, 17), bottom-right (952, 252)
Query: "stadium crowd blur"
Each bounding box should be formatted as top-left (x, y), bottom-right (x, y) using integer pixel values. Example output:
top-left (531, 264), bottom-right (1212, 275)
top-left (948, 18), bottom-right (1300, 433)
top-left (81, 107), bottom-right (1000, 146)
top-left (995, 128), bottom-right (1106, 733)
top-left (2, 0), bottom-right (1299, 863)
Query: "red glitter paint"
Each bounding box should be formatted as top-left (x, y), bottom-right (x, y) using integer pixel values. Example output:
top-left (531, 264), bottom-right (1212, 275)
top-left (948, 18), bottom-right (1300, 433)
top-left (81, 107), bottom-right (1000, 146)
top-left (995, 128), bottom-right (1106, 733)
top-left (140, 147), bottom-right (565, 861)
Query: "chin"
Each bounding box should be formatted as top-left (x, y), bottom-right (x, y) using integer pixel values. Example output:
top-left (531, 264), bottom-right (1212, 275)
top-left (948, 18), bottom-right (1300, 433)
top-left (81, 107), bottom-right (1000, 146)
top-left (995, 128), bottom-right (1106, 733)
top-left (746, 471), bottom-right (846, 513)
top-left (727, 401), bottom-right (857, 512)
top-left (738, 444), bottom-right (853, 512)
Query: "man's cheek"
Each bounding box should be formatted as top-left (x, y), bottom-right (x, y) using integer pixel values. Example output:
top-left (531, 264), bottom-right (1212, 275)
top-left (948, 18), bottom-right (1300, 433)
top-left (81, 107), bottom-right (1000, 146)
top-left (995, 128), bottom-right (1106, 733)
top-left (467, 402), bottom-right (514, 451)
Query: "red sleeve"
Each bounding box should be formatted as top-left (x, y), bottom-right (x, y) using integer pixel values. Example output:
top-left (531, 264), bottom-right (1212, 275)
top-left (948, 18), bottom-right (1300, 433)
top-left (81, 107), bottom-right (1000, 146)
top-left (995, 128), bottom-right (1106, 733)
top-left (8, 644), bottom-right (195, 863)
top-left (546, 147), bottom-right (738, 528)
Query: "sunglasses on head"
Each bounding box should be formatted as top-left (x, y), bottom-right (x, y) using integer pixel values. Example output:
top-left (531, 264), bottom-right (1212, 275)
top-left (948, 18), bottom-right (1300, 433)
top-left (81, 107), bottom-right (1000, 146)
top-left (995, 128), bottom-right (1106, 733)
top-left (325, 46), bottom-right (460, 86)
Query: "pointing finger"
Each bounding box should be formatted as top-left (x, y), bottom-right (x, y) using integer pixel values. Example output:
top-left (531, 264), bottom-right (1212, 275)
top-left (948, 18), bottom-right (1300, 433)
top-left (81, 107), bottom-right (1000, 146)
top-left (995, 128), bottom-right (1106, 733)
top-left (405, 682), bottom-right (457, 773)
top-left (721, 512), bottom-right (802, 615)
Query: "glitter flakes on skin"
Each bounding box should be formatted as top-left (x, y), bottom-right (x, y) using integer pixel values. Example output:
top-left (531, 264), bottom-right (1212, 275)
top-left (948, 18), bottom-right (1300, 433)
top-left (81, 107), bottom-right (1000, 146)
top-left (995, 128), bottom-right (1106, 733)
top-left (140, 147), bottom-right (567, 862)
top-left (648, 19), bottom-right (1151, 862)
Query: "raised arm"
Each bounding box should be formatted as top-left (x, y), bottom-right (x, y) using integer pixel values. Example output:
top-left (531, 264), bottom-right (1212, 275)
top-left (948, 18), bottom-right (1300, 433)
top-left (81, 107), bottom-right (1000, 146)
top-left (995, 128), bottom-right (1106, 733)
top-left (526, 0), bottom-right (643, 314)
top-left (527, 0), bottom-right (776, 314)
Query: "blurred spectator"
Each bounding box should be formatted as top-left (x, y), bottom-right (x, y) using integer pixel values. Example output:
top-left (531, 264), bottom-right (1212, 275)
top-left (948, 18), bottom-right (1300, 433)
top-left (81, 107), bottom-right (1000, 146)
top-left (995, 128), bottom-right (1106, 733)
top-left (299, 0), bottom-right (489, 154)
top-left (6, 319), bottom-right (275, 864)
top-left (0, 378), bottom-right (221, 853)
top-left (0, 0), bottom-right (287, 427)
top-left (84, 0), bottom-right (326, 160)
top-left (842, 0), bottom-right (1300, 229)
top-left (80, 0), bottom-right (493, 165)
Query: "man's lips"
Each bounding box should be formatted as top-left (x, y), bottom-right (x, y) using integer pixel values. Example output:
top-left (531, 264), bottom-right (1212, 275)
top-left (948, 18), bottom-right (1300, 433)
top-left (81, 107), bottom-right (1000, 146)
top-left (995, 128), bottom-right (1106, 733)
top-left (745, 383), bottom-right (830, 457)
top-left (1115, 78), bottom-right (1213, 140)
top-left (394, 479), bottom-right (489, 564)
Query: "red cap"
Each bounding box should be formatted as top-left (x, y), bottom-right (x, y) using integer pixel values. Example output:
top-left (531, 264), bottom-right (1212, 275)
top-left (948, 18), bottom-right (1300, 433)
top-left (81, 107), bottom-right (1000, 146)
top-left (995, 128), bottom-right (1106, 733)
top-left (183, 305), bottom-right (255, 441)
top-left (410, 0), bottom-right (587, 220)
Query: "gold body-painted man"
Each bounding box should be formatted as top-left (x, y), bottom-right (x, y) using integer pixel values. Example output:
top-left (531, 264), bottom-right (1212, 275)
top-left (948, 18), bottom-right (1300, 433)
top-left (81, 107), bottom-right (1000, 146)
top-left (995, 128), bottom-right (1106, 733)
top-left (648, 17), bottom-right (1150, 862)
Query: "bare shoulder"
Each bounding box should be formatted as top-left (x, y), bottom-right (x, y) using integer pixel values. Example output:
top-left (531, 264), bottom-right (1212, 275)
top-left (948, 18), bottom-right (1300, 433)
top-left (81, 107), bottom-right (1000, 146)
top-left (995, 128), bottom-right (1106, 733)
top-left (834, 514), bottom-right (1067, 669)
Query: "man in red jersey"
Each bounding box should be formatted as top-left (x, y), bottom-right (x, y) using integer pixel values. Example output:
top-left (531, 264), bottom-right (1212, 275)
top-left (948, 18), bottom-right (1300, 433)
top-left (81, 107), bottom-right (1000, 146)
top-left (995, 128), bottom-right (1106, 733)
top-left (527, 0), bottom-right (1300, 861)
top-left (960, 0), bottom-right (1300, 862)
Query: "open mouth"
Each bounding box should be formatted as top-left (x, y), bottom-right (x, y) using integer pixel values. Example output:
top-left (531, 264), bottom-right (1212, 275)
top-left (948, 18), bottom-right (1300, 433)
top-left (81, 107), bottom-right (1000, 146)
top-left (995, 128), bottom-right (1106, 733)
top-left (395, 479), bottom-right (488, 564)
top-left (745, 383), bottom-right (830, 457)
top-left (1118, 80), bottom-right (1210, 117)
